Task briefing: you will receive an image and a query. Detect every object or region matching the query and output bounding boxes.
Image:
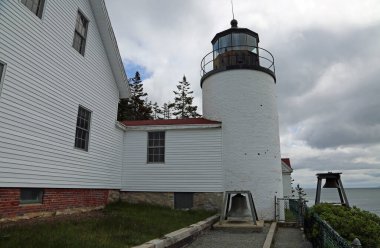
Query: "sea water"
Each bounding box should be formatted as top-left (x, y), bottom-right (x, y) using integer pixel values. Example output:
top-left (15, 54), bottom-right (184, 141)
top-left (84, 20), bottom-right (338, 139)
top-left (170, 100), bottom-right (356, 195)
top-left (303, 188), bottom-right (380, 216)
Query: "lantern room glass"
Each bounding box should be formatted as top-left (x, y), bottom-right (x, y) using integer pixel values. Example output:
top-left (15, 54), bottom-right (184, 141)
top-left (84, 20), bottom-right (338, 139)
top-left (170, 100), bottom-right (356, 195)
top-left (213, 33), bottom-right (257, 58)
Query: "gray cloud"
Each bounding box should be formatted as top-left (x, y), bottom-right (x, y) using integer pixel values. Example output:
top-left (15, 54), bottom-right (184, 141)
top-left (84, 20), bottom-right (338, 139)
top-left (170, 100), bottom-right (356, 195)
top-left (276, 24), bottom-right (380, 149)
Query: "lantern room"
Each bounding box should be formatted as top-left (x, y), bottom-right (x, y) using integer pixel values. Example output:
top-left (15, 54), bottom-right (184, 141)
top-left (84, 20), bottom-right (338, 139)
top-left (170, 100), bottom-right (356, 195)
top-left (212, 19), bottom-right (259, 68)
top-left (200, 19), bottom-right (276, 86)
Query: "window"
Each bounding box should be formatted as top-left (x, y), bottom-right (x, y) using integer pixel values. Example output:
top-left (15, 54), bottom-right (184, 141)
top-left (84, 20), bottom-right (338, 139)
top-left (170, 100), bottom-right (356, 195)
top-left (74, 106), bottom-right (91, 151)
top-left (147, 132), bottom-right (165, 163)
top-left (218, 34), bottom-right (232, 53)
top-left (247, 35), bottom-right (257, 54)
top-left (0, 62), bottom-right (5, 95)
top-left (20, 188), bottom-right (43, 204)
top-left (72, 11), bottom-right (89, 55)
top-left (21, 0), bottom-right (45, 18)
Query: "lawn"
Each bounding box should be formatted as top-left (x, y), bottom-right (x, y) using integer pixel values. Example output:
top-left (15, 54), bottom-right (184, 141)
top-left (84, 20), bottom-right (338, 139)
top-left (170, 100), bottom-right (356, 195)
top-left (0, 202), bottom-right (215, 248)
top-left (285, 208), bottom-right (297, 222)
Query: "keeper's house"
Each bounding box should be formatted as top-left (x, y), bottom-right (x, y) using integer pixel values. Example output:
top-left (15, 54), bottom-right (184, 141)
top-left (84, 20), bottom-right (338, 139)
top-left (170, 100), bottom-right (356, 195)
top-left (0, 0), bottom-right (129, 220)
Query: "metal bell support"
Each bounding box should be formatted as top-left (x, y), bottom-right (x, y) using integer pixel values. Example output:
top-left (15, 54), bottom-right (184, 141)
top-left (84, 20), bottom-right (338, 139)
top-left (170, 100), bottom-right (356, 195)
top-left (315, 172), bottom-right (350, 207)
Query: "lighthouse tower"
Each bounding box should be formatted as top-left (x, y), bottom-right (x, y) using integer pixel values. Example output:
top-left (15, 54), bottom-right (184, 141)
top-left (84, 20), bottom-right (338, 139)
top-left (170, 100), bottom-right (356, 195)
top-left (201, 19), bottom-right (283, 220)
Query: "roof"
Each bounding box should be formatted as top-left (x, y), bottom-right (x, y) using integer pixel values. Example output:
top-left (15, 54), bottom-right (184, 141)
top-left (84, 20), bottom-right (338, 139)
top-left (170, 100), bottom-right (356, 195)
top-left (89, 0), bottom-right (130, 99)
top-left (281, 158), bottom-right (291, 168)
top-left (122, 118), bottom-right (221, 126)
top-left (281, 158), bottom-right (293, 173)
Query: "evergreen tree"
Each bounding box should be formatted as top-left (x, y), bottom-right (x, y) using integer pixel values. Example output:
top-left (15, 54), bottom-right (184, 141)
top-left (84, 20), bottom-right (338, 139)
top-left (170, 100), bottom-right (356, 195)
top-left (152, 102), bottom-right (163, 119)
top-left (117, 71), bottom-right (152, 121)
top-left (161, 101), bottom-right (175, 119)
top-left (172, 75), bottom-right (200, 118)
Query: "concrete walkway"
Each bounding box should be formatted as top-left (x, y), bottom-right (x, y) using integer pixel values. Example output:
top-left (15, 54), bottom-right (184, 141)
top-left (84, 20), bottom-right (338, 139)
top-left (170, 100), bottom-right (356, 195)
top-left (187, 223), bottom-right (270, 248)
top-left (273, 227), bottom-right (313, 248)
top-left (187, 224), bottom-right (313, 248)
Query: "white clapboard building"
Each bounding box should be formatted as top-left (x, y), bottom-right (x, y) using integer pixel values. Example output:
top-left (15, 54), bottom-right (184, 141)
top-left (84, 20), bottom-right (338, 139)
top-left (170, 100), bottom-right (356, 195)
top-left (0, 0), bottom-right (129, 219)
top-left (0, 1), bottom-right (292, 221)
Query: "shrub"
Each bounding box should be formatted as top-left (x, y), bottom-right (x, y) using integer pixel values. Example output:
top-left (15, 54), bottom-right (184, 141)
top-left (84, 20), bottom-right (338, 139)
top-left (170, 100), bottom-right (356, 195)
top-left (307, 204), bottom-right (380, 248)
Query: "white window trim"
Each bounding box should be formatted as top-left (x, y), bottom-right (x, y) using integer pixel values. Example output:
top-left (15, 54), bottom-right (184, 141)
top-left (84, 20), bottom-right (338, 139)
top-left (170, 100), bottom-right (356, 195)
top-left (147, 131), bottom-right (166, 164)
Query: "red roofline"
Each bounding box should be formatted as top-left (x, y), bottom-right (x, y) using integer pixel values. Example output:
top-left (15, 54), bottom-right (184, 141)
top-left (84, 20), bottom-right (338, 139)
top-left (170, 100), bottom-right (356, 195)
top-left (281, 158), bottom-right (291, 168)
top-left (122, 118), bottom-right (221, 126)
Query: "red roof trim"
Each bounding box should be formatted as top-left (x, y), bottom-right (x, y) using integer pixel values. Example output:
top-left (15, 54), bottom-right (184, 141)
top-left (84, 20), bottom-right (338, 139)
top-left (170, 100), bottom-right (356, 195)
top-left (122, 118), bottom-right (221, 126)
top-left (281, 158), bottom-right (291, 168)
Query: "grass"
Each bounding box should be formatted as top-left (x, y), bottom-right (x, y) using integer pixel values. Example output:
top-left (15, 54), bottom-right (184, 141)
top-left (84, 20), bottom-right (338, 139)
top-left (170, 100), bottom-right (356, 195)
top-left (285, 208), bottom-right (297, 222)
top-left (0, 202), bottom-right (215, 248)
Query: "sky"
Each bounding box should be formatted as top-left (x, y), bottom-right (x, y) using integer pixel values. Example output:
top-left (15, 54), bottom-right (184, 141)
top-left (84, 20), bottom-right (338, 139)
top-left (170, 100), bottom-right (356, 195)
top-left (104, 0), bottom-right (380, 188)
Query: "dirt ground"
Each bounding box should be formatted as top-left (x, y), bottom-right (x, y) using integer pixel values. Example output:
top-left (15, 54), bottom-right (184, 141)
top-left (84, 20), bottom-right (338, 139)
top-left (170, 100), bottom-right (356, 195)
top-left (0, 210), bottom-right (105, 229)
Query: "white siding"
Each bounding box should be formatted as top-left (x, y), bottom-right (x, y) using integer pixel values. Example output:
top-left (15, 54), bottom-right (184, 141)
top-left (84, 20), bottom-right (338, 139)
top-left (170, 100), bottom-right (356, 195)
top-left (122, 128), bottom-right (223, 192)
top-left (282, 173), bottom-right (293, 198)
top-left (0, 1), bottom-right (123, 188)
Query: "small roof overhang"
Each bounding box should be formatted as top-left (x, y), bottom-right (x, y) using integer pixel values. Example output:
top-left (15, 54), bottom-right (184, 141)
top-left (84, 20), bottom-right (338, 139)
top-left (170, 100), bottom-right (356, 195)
top-left (116, 118), bottom-right (222, 131)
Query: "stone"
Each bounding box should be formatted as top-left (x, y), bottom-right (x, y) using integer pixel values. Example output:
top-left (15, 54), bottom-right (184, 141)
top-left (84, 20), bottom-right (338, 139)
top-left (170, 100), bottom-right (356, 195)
top-left (120, 192), bottom-right (174, 208)
top-left (107, 190), bottom-right (120, 203)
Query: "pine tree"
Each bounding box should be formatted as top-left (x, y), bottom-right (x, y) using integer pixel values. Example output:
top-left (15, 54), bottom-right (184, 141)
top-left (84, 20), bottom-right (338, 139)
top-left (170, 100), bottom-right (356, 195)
top-left (152, 102), bottom-right (163, 119)
top-left (161, 101), bottom-right (175, 119)
top-left (117, 71), bottom-right (152, 121)
top-left (172, 75), bottom-right (200, 119)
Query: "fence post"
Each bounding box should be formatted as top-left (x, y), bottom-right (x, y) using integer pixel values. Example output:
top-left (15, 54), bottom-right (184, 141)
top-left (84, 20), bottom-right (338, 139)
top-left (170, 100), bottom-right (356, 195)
top-left (351, 238), bottom-right (361, 248)
top-left (274, 195), bottom-right (277, 221)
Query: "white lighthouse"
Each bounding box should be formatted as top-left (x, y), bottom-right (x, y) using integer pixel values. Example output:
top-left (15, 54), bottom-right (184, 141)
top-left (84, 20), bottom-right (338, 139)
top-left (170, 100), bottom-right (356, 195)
top-left (201, 19), bottom-right (283, 220)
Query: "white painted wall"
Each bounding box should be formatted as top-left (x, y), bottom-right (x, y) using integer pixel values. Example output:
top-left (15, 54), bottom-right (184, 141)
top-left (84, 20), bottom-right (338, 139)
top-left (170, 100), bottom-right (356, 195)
top-left (282, 173), bottom-right (293, 198)
top-left (0, 0), bottom-right (124, 188)
top-left (122, 128), bottom-right (223, 192)
top-left (202, 69), bottom-right (283, 220)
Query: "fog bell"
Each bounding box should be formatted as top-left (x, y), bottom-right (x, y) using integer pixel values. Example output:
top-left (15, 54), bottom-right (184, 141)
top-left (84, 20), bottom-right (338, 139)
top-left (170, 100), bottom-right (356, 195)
top-left (227, 193), bottom-right (251, 217)
top-left (323, 178), bottom-right (339, 188)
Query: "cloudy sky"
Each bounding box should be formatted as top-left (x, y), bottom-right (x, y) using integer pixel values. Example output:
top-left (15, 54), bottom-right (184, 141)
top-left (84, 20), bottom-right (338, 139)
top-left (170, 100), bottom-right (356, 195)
top-left (104, 0), bottom-right (380, 188)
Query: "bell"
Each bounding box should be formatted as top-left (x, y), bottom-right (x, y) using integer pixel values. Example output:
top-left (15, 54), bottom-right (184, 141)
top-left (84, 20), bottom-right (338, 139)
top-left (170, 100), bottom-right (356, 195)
top-left (227, 193), bottom-right (251, 218)
top-left (323, 178), bottom-right (340, 188)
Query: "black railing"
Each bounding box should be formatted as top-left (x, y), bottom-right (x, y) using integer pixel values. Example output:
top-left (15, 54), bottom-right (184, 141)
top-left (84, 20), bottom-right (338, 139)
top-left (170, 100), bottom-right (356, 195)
top-left (304, 210), bottom-right (352, 248)
top-left (277, 198), bottom-right (354, 247)
top-left (200, 45), bottom-right (275, 77)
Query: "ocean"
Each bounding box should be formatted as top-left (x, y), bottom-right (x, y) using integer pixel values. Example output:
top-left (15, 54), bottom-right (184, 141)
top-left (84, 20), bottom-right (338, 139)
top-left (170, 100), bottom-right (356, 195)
top-left (303, 188), bottom-right (380, 216)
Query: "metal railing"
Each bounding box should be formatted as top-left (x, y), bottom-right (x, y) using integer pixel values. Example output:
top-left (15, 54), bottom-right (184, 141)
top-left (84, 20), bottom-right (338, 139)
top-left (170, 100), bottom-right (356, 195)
top-left (200, 45), bottom-right (275, 77)
top-left (304, 210), bottom-right (353, 248)
top-left (276, 198), bottom-right (360, 247)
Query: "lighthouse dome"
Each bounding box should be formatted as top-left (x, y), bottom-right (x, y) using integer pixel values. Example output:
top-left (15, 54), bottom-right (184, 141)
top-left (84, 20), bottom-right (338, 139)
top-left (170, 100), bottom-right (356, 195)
top-left (201, 20), bottom-right (275, 87)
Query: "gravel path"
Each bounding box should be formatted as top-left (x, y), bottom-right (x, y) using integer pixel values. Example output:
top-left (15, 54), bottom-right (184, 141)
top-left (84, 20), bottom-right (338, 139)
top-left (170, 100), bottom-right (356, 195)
top-left (188, 224), bottom-right (270, 248)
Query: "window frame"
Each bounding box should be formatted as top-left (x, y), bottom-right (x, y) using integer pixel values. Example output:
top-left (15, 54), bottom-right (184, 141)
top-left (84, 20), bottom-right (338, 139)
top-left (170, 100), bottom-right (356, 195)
top-left (0, 61), bottom-right (6, 97)
top-left (72, 10), bottom-right (89, 56)
top-left (20, 188), bottom-right (44, 205)
top-left (74, 105), bottom-right (92, 151)
top-left (147, 131), bottom-right (165, 164)
top-left (20, 0), bottom-right (46, 19)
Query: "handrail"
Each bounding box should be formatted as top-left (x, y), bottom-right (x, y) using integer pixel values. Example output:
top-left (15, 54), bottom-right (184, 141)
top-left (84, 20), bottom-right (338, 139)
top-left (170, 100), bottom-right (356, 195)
top-left (200, 45), bottom-right (275, 77)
